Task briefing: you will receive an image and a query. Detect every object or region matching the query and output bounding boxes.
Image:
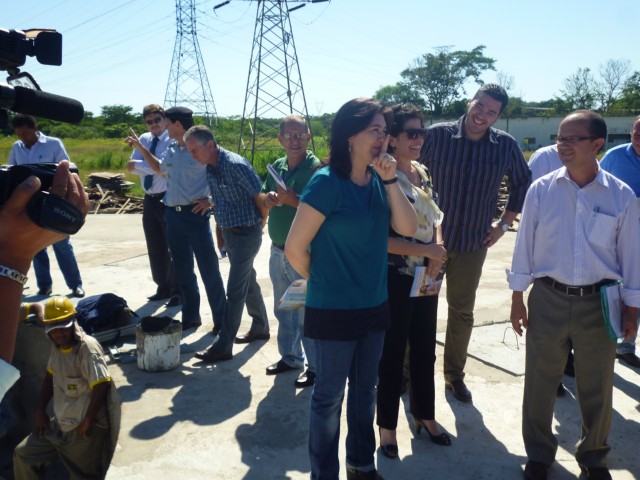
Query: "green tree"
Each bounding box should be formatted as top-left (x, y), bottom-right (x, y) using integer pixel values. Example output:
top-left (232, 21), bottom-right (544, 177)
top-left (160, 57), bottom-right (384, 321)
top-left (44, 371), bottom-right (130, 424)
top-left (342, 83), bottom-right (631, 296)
top-left (373, 83), bottom-right (426, 108)
top-left (613, 71), bottom-right (640, 112)
top-left (100, 105), bottom-right (138, 126)
top-left (400, 45), bottom-right (496, 116)
top-left (560, 68), bottom-right (597, 111)
top-left (596, 59), bottom-right (631, 112)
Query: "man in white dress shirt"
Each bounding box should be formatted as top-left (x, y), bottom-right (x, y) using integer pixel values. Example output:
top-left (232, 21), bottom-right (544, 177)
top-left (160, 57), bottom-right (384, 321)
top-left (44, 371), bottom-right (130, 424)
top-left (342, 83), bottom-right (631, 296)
top-left (126, 104), bottom-right (179, 305)
top-left (508, 111), bottom-right (640, 480)
top-left (8, 114), bottom-right (84, 298)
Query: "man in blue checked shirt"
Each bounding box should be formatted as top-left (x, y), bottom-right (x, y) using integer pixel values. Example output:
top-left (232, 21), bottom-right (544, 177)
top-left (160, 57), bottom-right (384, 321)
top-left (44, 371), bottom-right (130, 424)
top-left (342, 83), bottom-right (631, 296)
top-left (186, 125), bottom-right (270, 363)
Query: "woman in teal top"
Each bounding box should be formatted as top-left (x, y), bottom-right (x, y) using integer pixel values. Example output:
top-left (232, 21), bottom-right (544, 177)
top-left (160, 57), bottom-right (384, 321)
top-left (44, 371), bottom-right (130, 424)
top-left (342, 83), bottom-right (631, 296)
top-left (285, 98), bottom-right (417, 480)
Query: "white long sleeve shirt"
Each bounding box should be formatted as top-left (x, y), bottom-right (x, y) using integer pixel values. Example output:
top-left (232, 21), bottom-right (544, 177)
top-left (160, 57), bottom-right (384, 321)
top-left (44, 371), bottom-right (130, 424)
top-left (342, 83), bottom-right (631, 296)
top-left (507, 166), bottom-right (640, 308)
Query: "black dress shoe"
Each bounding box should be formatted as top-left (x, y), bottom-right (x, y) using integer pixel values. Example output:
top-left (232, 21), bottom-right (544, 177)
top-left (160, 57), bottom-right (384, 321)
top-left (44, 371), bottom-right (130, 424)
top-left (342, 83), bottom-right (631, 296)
top-left (194, 348), bottom-right (232, 363)
top-left (147, 291), bottom-right (170, 301)
top-left (37, 287), bottom-right (52, 296)
top-left (266, 360), bottom-right (298, 375)
top-left (294, 369), bottom-right (315, 387)
top-left (579, 466), bottom-right (612, 480)
top-left (235, 331), bottom-right (270, 344)
top-left (346, 467), bottom-right (384, 480)
top-left (616, 352), bottom-right (640, 368)
top-left (524, 460), bottom-right (549, 480)
top-left (72, 287), bottom-right (85, 298)
top-left (445, 379), bottom-right (472, 402)
top-left (165, 295), bottom-right (181, 307)
top-left (182, 320), bottom-right (202, 330)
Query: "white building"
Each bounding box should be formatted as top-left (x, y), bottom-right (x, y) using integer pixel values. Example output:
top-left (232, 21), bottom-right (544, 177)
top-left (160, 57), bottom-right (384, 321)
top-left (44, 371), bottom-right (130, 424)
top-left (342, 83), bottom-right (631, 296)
top-left (427, 115), bottom-right (636, 152)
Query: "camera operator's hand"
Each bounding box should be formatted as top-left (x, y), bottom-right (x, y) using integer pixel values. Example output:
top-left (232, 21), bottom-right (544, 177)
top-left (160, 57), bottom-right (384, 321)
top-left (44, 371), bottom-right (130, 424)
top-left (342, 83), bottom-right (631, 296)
top-left (0, 161), bottom-right (88, 363)
top-left (0, 160), bottom-right (89, 273)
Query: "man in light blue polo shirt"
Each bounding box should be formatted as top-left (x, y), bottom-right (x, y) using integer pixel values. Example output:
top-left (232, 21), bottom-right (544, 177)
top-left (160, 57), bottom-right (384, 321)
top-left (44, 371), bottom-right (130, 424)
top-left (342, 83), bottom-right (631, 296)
top-left (599, 115), bottom-right (640, 369)
top-left (8, 114), bottom-right (84, 298)
top-left (125, 107), bottom-right (226, 332)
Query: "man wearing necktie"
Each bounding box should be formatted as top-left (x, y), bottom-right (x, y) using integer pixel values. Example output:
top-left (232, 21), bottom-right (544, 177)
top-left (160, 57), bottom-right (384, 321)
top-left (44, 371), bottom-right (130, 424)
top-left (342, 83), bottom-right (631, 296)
top-left (126, 104), bottom-right (179, 305)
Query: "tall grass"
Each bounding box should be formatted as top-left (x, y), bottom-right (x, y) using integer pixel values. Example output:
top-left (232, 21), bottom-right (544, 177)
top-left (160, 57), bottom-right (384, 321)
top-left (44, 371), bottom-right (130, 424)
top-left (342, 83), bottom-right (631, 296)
top-left (0, 136), bottom-right (330, 198)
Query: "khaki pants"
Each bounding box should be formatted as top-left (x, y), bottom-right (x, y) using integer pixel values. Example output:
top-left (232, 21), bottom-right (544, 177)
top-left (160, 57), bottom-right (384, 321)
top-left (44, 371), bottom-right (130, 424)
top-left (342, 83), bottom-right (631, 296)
top-left (523, 279), bottom-right (616, 468)
top-left (13, 420), bottom-right (109, 480)
top-left (443, 248), bottom-right (488, 382)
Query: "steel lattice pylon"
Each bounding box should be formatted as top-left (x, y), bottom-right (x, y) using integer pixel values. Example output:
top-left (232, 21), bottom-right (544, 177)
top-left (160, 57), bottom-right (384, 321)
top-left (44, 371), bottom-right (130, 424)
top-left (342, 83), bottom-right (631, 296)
top-left (165, 0), bottom-right (217, 125)
top-left (238, 0), bottom-right (315, 162)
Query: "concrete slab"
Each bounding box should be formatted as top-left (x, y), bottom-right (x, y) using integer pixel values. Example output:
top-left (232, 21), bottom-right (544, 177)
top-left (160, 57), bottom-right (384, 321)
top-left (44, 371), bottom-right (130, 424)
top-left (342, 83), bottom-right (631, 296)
top-left (10, 216), bottom-right (640, 480)
top-left (437, 322), bottom-right (527, 376)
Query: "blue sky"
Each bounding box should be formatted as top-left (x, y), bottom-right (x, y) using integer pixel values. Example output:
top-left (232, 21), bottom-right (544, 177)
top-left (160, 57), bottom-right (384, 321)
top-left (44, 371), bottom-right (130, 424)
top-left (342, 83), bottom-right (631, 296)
top-left (4, 0), bottom-right (638, 117)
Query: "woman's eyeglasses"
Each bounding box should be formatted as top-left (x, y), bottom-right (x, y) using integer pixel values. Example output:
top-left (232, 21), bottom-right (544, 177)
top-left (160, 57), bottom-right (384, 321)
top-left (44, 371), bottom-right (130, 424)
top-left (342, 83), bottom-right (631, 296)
top-left (403, 128), bottom-right (427, 140)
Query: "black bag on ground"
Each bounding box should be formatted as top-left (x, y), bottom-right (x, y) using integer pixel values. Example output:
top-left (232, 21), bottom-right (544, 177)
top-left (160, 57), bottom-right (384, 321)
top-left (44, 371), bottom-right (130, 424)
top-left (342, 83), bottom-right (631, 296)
top-left (75, 293), bottom-right (134, 334)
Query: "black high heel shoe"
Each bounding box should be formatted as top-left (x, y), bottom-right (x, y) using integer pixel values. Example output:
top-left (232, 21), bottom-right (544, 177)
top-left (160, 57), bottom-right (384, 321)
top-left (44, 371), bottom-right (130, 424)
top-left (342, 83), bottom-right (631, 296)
top-left (413, 417), bottom-right (451, 446)
top-left (378, 428), bottom-right (399, 459)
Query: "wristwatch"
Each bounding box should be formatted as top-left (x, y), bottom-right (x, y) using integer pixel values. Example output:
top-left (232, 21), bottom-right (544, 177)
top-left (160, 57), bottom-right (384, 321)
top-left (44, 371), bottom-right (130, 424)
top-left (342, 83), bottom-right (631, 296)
top-left (497, 219), bottom-right (510, 233)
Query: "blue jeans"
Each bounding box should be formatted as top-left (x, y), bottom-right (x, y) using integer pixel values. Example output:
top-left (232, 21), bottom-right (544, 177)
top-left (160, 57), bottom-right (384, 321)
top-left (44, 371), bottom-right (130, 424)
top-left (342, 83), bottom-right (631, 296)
top-left (269, 244), bottom-right (315, 371)
top-left (164, 208), bottom-right (226, 328)
top-left (616, 311), bottom-right (639, 355)
top-left (33, 237), bottom-right (82, 290)
top-left (213, 224), bottom-right (269, 354)
top-left (309, 331), bottom-right (385, 480)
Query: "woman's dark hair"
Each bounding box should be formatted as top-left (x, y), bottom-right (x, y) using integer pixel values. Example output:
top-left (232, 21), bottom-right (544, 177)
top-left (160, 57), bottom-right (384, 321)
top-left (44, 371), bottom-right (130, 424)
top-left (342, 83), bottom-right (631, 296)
top-left (329, 98), bottom-right (382, 179)
top-left (382, 104), bottom-right (424, 153)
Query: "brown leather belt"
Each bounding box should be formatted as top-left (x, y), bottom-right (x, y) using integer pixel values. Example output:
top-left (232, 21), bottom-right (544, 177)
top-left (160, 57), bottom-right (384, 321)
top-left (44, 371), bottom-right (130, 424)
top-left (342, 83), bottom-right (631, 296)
top-left (539, 276), bottom-right (614, 297)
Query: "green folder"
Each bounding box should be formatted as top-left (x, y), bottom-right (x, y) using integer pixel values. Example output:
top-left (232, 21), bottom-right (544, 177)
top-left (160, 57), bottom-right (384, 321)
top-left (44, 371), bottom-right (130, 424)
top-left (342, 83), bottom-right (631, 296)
top-left (600, 281), bottom-right (623, 341)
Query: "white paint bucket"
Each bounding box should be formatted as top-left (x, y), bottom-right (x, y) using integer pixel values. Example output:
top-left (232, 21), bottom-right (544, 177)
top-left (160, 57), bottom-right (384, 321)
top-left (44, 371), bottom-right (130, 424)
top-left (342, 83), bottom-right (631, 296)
top-left (136, 321), bottom-right (182, 372)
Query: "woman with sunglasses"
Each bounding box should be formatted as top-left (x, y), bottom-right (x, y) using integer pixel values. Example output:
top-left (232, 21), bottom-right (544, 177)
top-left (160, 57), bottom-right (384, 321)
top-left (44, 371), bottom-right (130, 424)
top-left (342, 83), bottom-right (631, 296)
top-left (285, 98), bottom-right (416, 480)
top-left (376, 104), bottom-right (451, 459)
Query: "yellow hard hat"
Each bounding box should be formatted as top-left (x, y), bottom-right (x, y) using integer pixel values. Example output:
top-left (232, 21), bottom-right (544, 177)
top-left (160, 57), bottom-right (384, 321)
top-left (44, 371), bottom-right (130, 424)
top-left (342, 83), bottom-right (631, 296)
top-left (43, 296), bottom-right (76, 333)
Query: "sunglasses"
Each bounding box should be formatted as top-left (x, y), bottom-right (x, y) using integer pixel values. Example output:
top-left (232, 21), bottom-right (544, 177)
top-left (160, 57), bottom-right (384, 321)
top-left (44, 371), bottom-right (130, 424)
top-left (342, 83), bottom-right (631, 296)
top-left (145, 117), bottom-right (164, 125)
top-left (403, 128), bottom-right (427, 140)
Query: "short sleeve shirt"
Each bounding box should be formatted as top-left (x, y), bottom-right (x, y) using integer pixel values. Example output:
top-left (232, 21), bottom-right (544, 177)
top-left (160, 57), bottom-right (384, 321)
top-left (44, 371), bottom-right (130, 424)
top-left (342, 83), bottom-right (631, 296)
top-left (47, 334), bottom-right (110, 432)
top-left (206, 148), bottom-right (262, 229)
top-left (9, 133), bottom-right (69, 165)
top-left (301, 167), bottom-right (390, 310)
top-left (160, 142), bottom-right (209, 207)
top-left (262, 152), bottom-right (321, 245)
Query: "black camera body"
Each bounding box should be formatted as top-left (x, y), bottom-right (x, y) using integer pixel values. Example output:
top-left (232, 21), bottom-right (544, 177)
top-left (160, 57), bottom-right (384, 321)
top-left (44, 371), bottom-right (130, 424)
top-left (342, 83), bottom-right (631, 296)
top-left (0, 163), bottom-right (85, 234)
top-left (0, 29), bottom-right (62, 72)
top-left (1, 28), bottom-right (84, 126)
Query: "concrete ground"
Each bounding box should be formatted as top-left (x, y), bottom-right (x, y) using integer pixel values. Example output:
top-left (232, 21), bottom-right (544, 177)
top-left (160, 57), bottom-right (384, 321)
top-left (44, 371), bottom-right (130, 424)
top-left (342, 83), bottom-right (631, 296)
top-left (16, 214), bottom-right (640, 480)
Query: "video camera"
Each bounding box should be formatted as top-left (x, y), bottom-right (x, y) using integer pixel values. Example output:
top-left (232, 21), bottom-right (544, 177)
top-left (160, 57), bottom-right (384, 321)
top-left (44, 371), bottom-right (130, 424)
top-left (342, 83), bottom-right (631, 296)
top-left (0, 28), bottom-right (84, 125)
top-left (0, 163), bottom-right (85, 235)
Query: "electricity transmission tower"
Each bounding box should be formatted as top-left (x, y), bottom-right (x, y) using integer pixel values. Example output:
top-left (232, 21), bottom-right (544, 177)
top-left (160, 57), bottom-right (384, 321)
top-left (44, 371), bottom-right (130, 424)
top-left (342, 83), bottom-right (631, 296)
top-left (165, 0), bottom-right (217, 125)
top-left (216, 0), bottom-right (327, 162)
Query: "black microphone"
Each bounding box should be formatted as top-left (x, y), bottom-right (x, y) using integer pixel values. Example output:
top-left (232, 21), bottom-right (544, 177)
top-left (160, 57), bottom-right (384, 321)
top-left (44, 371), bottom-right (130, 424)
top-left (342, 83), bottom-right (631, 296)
top-left (0, 83), bottom-right (84, 124)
